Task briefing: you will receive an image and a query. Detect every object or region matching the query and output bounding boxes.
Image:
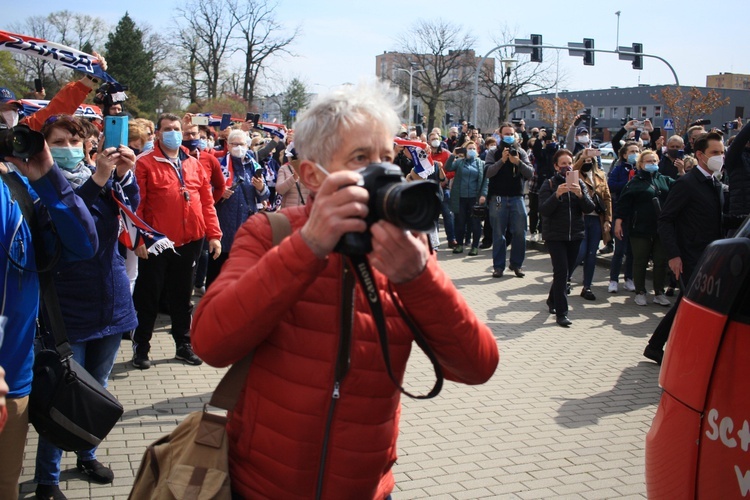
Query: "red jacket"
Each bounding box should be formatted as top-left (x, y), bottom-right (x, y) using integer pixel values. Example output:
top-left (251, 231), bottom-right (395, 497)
top-left (191, 203), bottom-right (499, 499)
top-left (135, 142), bottom-right (222, 246)
top-left (22, 81), bottom-right (91, 131)
top-left (194, 150), bottom-right (226, 203)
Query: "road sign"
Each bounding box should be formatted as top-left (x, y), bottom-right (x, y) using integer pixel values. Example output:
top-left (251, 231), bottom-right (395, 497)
top-left (663, 119), bottom-right (675, 130)
top-left (290, 109), bottom-right (297, 117)
top-left (262, 113), bottom-right (269, 120)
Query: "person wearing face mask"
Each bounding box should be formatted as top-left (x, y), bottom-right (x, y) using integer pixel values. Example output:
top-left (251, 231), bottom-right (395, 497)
top-left (605, 141), bottom-right (639, 292)
top-left (658, 135), bottom-right (686, 179)
top-left (130, 113), bottom-right (223, 370)
top-left (538, 149), bottom-right (595, 327)
top-left (133, 118), bottom-right (156, 153)
top-left (444, 141), bottom-right (488, 255)
top-left (529, 129), bottom-right (559, 241)
top-left (209, 129), bottom-right (269, 287)
top-left (644, 132), bottom-right (726, 365)
top-left (427, 133), bottom-right (456, 247)
top-left (565, 114), bottom-right (593, 155)
top-left (33, 115), bottom-right (139, 499)
top-left (613, 150), bottom-right (675, 308)
top-left (484, 123), bottom-right (533, 278)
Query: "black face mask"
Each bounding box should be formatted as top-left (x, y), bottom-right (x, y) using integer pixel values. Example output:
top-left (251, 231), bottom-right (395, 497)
top-left (581, 162), bottom-right (592, 172)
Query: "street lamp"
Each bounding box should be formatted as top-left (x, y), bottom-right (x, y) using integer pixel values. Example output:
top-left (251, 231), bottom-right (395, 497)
top-left (395, 66), bottom-right (425, 126)
top-left (501, 59), bottom-right (516, 122)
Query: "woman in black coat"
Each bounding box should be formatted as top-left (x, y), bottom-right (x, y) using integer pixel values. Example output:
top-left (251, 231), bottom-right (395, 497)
top-left (538, 149), bottom-right (595, 327)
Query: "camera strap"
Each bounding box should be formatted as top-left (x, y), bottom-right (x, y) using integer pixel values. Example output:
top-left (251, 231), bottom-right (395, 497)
top-left (346, 254), bottom-right (443, 399)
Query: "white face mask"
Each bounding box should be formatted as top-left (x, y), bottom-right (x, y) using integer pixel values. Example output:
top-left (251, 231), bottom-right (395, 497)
top-left (231, 146), bottom-right (248, 159)
top-left (430, 139), bottom-right (440, 148)
top-left (706, 154), bottom-right (724, 172)
top-left (1, 110), bottom-right (19, 128)
top-left (207, 139), bottom-right (215, 150)
top-left (576, 135), bottom-right (590, 145)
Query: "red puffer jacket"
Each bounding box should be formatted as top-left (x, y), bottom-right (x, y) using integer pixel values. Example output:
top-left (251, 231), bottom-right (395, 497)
top-left (135, 143), bottom-right (222, 246)
top-left (192, 203), bottom-right (499, 499)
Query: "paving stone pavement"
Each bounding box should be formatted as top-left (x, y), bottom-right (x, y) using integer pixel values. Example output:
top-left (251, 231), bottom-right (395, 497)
top-left (18, 245), bottom-right (667, 499)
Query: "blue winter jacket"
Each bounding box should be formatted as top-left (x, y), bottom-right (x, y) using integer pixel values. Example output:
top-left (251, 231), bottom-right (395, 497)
top-left (51, 169), bottom-right (139, 343)
top-left (0, 165), bottom-right (97, 398)
top-left (217, 155), bottom-right (270, 252)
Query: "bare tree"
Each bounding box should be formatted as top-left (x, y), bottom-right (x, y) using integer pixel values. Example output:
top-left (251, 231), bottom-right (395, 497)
top-left (229, 0), bottom-right (299, 107)
top-left (479, 28), bottom-right (559, 128)
top-left (10, 16), bottom-right (65, 92)
top-left (391, 19), bottom-right (477, 130)
top-left (177, 0), bottom-right (241, 100)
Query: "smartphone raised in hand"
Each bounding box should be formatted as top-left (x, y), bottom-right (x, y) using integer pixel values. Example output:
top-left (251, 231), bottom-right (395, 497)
top-left (34, 78), bottom-right (43, 93)
top-left (566, 169), bottom-right (579, 188)
top-left (103, 115), bottom-right (129, 150)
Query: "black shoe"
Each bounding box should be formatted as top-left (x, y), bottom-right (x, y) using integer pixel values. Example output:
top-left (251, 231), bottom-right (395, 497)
top-left (176, 344), bottom-right (203, 366)
top-left (556, 315), bottom-right (572, 327)
top-left (545, 301), bottom-right (556, 315)
top-left (643, 345), bottom-right (664, 365)
top-left (77, 459), bottom-right (114, 484)
top-left (580, 288), bottom-right (596, 301)
top-left (509, 265), bottom-right (525, 278)
top-left (665, 287), bottom-right (675, 297)
top-left (566, 282), bottom-right (571, 295)
top-left (479, 240), bottom-right (492, 249)
top-left (599, 243), bottom-right (614, 254)
top-left (35, 484), bottom-right (67, 500)
top-left (132, 350), bottom-right (151, 370)
top-left (492, 269), bottom-right (504, 278)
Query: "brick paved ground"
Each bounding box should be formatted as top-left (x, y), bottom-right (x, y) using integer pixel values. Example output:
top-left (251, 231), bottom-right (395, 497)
top-left (18, 244), bottom-right (667, 499)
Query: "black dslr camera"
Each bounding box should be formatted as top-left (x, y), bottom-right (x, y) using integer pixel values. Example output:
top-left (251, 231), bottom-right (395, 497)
top-left (336, 163), bottom-right (442, 256)
top-left (0, 124), bottom-right (46, 160)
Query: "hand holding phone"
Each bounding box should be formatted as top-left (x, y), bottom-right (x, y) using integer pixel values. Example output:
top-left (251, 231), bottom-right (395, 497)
top-left (566, 169), bottom-right (579, 188)
top-left (103, 116), bottom-right (129, 150)
top-left (191, 115), bottom-right (209, 126)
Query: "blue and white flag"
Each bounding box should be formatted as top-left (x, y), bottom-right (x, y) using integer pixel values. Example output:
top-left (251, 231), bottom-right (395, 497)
top-left (394, 137), bottom-right (435, 179)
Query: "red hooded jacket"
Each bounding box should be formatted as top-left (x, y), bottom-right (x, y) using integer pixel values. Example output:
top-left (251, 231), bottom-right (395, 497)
top-left (135, 143), bottom-right (222, 246)
top-left (192, 203), bottom-right (499, 499)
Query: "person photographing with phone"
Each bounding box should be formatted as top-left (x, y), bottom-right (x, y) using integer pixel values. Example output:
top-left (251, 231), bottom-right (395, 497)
top-left (538, 149), bottom-right (596, 327)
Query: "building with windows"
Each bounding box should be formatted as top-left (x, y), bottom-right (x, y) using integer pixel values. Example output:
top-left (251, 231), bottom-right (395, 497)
top-left (375, 50), bottom-right (494, 84)
top-left (510, 85), bottom-right (750, 141)
top-left (707, 73), bottom-right (750, 90)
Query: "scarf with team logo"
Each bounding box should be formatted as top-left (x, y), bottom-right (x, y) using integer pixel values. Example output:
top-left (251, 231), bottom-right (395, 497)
top-left (394, 137), bottom-right (435, 178)
top-left (111, 181), bottom-right (174, 255)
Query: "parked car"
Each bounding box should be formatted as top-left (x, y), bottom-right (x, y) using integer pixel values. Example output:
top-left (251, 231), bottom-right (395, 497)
top-left (597, 141), bottom-right (616, 172)
top-left (645, 217), bottom-right (750, 499)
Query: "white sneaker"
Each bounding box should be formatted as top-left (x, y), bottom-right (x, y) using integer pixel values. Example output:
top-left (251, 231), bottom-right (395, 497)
top-left (624, 279), bottom-right (636, 292)
top-left (634, 293), bottom-right (648, 306)
top-left (608, 281), bottom-right (618, 293)
top-left (653, 294), bottom-right (671, 306)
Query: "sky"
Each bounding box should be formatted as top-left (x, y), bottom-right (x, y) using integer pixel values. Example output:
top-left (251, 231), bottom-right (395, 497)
top-left (3, 0), bottom-right (748, 97)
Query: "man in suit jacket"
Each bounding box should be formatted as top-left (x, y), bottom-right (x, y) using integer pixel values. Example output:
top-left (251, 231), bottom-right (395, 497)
top-left (644, 131), bottom-right (725, 364)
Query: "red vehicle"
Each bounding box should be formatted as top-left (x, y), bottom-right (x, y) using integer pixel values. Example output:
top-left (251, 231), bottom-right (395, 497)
top-left (646, 220), bottom-right (750, 498)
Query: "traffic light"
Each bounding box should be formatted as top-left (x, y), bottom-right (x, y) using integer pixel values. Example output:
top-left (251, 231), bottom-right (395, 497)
top-left (620, 117), bottom-right (627, 127)
top-left (445, 112), bottom-right (453, 125)
top-left (530, 34), bottom-right (543, 63)
top-left (413, 104), bottom-right (418, 124)
top-left (583, 38), bottom-right (595, 66)
top-left (632, 43), bottom-right (643, 70)
top-left (591, 116), bottom-right (599, 127)
top-left (417, 112), bottom-right (424, 125)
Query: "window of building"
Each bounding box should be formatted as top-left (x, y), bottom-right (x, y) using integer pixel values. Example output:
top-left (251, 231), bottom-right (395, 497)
top-left (531, 110), bottom-right (536, 119)
top-left (521, 110), bottom-right (527, 119)
top-left (624, 106), bottom-right (632, 118)
top-left (654, 106), bottom-right (662, 117)
top-left (611, 107), bottom-right (619, 118)
top-left (639, 106), bottom-right (648, 118)
top-left (597, 108), bottom-right (605, 118)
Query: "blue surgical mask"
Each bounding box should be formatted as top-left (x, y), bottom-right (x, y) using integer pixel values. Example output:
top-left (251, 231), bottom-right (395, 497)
top-left (143, 140), bottom-right (154, 152)
top-left (50, 146), bottom-right (85, 171)
top-left (198, 139), bottom-right (208, 151)
top-left (559, 165), bottom-right (572, 173)
top-left (467, 149), bottom-right (477, 159)
top-left (627, 153), bottom-right (638, 165)
top-left (182, 139), bottom-right (201, 151)
top-left (161, 131), bottom-right (183, 150)
top-left (502, 136), bottom-right (515, 144)
top-left (644, 163), bottom-right (659, 173)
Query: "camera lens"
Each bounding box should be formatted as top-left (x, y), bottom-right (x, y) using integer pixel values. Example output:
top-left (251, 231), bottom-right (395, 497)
top-left (378, 181), bottom-right (441, 232)
top-left (0, 125), bottom-right (45, 160)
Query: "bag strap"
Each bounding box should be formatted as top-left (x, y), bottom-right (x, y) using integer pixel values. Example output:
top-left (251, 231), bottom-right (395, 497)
top-left (208, 211), bottom-right (292, 411)
top-left (0, 172), bottom-right (71, 358)
top-left (288, 165), bottom-right (305, 205)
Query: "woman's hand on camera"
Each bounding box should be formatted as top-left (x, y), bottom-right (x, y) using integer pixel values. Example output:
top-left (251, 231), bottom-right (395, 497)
top-left (300, 170), bottom-right (369, 259)
top-left (369, 221), bottom-right (429, 284)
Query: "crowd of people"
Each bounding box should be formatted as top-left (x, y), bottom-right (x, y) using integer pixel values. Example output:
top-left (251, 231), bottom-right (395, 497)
top-left (0, 69), bottom-right (747, 499)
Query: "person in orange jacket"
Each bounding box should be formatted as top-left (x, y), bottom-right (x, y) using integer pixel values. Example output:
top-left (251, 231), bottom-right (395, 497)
top-left (191, 82), bottom-right (499, 499)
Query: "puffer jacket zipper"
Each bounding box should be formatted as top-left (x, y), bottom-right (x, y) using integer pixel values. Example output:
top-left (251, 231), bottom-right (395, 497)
top-left (315, 260), bottom-right (355, 499)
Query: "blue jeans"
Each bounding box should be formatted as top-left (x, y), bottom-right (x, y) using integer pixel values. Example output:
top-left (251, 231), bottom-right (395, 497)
top-left (488, 195), bottom-right (527, 271)
top-left (609, 224), bottom-right (633, 282)
top-left (35, 334), bottom-right (122, 485)
top-left (454, 197), bottom-right (482, 248)
top-left (571, 215), bottom-right (602, 288)
top-left (441, 188), bottom-right (455, 243)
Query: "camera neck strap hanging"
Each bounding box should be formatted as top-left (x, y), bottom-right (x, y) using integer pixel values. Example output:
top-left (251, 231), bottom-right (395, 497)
top-left (346, 253), bottom-right (443, 399)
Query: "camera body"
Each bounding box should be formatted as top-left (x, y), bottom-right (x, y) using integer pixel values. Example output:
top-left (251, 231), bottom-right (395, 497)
top-left (335, 163), bottom-right (442, 256)
top-left (0, 124), bottom-right (46, 160)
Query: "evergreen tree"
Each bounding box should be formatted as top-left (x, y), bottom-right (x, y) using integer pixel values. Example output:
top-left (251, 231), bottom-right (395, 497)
top-left (104, 13), bottom-right (158, 116)
top-left (281, 79), bottom-right (310, 127)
